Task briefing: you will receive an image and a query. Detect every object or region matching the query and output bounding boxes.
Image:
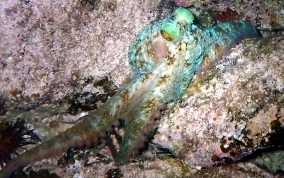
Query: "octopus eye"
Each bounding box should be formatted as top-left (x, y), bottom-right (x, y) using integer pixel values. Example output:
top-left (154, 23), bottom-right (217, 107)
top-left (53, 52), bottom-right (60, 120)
top-left (160, 8), bottom-right (194, 41)
top-left (174, 7), bottom-right (194, 25)
top-left (160, 29), bottom-right (172, 41)
top-left (160, 22), bottom-right (179, 41)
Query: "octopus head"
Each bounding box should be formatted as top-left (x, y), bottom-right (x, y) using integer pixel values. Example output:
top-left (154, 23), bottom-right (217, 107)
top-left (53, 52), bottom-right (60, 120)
top-left (128, 7), bottom-right (194, 74)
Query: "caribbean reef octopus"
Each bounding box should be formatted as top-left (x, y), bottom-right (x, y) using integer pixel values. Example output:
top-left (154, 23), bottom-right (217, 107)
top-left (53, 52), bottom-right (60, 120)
top-left (0, 7), bottom-right (259, 177)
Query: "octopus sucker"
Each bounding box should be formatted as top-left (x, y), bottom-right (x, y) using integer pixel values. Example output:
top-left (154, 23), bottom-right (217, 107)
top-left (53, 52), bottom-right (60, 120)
top-left (0, 7), bottom-right (259, 177)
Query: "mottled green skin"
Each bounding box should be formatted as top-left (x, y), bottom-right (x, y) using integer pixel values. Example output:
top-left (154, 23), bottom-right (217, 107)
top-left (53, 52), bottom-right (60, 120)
top-left (0, 8), bottom-right (258, 177)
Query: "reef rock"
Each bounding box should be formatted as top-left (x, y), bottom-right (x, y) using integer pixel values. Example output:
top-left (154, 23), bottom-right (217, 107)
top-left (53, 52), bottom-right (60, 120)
top-left (0, 0), bottom-right (284, 177)
top-left (153, 35), bottom-right (284, 169)
top-left (173, 0), bottom-right (284, 33)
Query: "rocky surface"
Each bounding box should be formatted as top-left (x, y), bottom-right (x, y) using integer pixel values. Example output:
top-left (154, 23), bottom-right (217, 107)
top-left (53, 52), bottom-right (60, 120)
top-left (0, 0), bottom-right (172, 113)
top-left (153, 35), bottom-right (284, 169)
top-left (173, 0), bottom-right (284, 33)
top-left (0, 0), bottom-right (284, 177)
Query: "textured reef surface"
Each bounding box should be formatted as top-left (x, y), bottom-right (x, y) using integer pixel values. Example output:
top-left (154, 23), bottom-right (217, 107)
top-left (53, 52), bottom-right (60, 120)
top-left (173, 0), bottom-right (284, 33)
top-left (0, 0), bottom-right (284, 177)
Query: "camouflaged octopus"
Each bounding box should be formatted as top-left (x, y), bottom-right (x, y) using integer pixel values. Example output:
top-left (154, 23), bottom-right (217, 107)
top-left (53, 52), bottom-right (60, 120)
top-left (0, 7), bottom-right (259, 177)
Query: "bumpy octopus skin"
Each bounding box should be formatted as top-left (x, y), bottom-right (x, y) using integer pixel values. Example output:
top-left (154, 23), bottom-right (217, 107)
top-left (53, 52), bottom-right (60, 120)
top-left (0, 8), bottom-right (258, 177)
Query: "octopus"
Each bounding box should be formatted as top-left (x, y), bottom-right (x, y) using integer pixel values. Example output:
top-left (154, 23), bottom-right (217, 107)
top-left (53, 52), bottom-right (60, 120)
top-left (0, 7), bottom-right (259, 177)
